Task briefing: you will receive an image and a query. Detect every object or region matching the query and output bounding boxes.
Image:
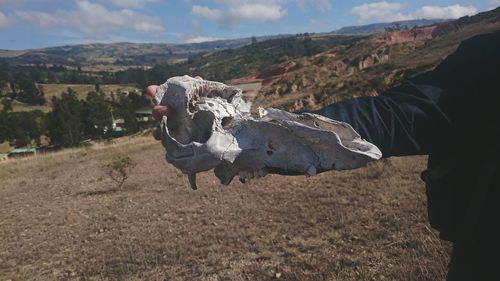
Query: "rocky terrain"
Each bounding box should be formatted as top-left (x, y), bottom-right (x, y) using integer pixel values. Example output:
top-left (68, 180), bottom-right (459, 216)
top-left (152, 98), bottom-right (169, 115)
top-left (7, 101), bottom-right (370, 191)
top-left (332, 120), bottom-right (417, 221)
top-left (246, 8), bottom-right (500, 112)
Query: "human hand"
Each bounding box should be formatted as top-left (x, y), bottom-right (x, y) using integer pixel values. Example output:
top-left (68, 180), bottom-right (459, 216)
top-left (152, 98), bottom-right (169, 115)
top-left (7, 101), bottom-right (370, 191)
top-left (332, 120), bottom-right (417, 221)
top-left (146, 76), bottom-right (204, 140)
top-left (146, 85), bottom-right (170, 140)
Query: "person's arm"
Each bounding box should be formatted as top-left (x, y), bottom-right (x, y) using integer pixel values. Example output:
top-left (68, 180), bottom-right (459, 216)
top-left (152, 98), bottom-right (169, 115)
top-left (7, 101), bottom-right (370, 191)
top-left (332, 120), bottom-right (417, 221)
top-left (311, 80), bottom-right (451, 158)
top-left (147, 77), bottom-right (451, 159)
top-left (314, 30), bottom-right (500, 158)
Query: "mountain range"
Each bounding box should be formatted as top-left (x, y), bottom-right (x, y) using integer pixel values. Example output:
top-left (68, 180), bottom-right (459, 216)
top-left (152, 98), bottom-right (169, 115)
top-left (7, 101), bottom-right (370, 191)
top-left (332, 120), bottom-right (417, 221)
top-left (0, 19), bottom-right (448, 67)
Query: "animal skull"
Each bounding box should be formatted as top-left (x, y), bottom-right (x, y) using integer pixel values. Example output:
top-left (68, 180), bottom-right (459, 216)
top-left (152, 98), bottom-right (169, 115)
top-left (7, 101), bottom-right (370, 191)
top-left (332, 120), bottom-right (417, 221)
top-left (153, 75), bottom-right (382, 189)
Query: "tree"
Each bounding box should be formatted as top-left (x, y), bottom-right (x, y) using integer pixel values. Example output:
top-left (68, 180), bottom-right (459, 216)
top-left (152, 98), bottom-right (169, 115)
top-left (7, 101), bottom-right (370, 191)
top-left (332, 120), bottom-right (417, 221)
top-left (0, 110), bottom-right (47, 147)
top-left (0, 101), bottom-right (10, 143)
top-left (16, 78), bottom-right (46, 105)
top-left (127, 91), bottom-right (151, 109)
top-left (26, 110), bottom-right (46, 146)
top-left (82, 91), bottom-right (113, 139)
top-left (116, 95), bottom-right (139, 133)
top-left (48, 88), bottom-right (84, 147)
top-left (13, 127), bottom-right (30, 147)
top-left (0, 62), bottom-right (10, 89)
top-left (1, 98), bottom-right (13, 113)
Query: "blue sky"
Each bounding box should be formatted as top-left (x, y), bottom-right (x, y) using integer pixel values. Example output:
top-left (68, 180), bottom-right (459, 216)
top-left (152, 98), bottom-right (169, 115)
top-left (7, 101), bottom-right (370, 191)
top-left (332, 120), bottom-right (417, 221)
top-left (0, 0), bottom-right (497, 49)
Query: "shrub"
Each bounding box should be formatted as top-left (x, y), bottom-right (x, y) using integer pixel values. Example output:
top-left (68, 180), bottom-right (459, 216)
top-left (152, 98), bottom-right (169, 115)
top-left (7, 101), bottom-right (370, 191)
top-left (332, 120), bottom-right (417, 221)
top-left (104, 154), bottom-right (136, 190)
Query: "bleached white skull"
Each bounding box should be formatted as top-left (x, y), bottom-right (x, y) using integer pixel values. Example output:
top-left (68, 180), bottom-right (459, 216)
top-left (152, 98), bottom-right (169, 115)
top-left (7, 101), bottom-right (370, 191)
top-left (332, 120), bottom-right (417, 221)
top-left (153, 75), bottom-right (382, 189)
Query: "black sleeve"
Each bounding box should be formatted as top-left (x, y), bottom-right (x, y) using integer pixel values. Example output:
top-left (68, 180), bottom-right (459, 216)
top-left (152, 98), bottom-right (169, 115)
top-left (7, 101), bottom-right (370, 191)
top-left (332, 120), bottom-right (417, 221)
top-left (311, 30), bottom-right (500, 158)
top-left (414, 30), bottom-right (500, 134)
top-left (311, 81), bottom-right (450, 158)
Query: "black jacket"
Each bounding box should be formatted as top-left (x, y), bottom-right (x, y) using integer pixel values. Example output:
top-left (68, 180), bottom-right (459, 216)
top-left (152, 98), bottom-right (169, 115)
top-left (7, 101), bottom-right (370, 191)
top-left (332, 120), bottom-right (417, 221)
top-left (314, 31), bottom-right (500, 243)
top-left (314, 30), bottom-right (500, 280)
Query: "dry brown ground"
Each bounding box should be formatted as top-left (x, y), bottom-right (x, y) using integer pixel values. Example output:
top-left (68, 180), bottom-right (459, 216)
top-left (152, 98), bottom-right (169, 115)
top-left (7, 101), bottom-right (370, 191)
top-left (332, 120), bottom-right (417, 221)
top-left (0, 136), bottom-right (451, 281)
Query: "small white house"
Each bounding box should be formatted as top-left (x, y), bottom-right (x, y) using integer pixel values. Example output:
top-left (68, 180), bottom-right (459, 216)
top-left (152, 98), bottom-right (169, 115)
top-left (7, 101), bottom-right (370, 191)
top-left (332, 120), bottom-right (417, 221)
top-left (7, 148), bottom-right (37, 158)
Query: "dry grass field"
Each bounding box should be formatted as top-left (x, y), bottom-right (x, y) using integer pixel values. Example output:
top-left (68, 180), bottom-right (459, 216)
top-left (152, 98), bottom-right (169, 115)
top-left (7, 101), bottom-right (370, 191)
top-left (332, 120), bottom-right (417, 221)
top-left (3, 84), bottom-right (141, 112)
top-left (0, 135), bottom-right (451, 281)
top-left (0, 142), bottom-right (12, 154)
top-left (39, 84), bottom-right (140, 101)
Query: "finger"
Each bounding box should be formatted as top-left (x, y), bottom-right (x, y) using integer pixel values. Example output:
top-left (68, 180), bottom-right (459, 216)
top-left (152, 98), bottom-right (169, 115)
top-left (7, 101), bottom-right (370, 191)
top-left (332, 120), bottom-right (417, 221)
top-left (146, 85), bottom-right (158, 98)
top-left (152, 105), bottom-right (170, 120)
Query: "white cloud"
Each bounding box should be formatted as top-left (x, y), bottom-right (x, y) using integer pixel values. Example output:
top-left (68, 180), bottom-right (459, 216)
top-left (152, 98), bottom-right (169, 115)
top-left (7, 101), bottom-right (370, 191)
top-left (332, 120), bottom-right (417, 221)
top-left (15, 10), bottom-right (64, 27)
top-left (413, 5), bottom-right (477, 19)
top-left (13, 0), bottom-right (164, 36)
top-left (179, 35), bottom-right (221, 44)
top-left (192, 0), bottom-right (335, 28)
top-left (192, 5), bottom-right (224, 22)
top-left (313, 0), bottom-right (333, 11)
top-left (192, 3), bottom-right (285, 27)
top-left (105, 0), bottom-right (159, 8)
top-left (351, 2), bottom-right (408, 23)
top-left (232, 4), bottom-right (285, 21)
top-left (351, 2), bottom-right (478, 23)
top-left (491, 0), bottom-right (500, 6)
top-left (214, 0), bottom-right (286, 5)
top-left (0, 11), bottom-right (12, 29)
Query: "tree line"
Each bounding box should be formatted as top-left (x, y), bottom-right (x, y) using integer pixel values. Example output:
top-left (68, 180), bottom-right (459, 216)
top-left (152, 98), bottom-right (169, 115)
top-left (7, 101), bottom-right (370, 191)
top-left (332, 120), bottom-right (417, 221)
top-left (0, 62), bottom-right (46, 106)
top-left (0, 87), bottom-right (152, 148)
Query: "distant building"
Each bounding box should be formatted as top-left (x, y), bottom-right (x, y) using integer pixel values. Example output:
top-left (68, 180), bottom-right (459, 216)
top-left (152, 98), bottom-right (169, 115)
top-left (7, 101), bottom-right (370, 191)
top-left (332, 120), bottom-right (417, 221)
top-left (7, 148), bottom-right (37, 158)
top-left (135, 107), bottom-right (153, 123)
top-left (111, 118), bottom-right (126, 132)
top-left (108, 107), bottom-right (153, 136)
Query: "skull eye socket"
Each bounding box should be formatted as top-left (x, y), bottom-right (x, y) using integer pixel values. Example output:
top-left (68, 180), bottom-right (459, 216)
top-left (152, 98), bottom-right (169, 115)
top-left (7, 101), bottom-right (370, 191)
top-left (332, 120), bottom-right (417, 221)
top-left (221, 117), bottom-right (234, 130)
top-left (193, 111), bottom-right (215, 143)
